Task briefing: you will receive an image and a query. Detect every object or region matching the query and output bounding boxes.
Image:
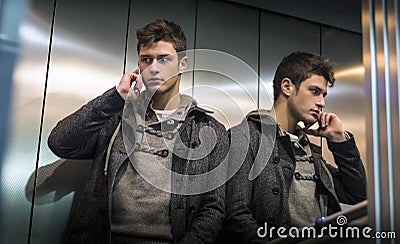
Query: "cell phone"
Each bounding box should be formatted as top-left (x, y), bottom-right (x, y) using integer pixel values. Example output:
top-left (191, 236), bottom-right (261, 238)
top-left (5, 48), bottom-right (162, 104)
top-left (131, 68), bottom-right (141, 96)
top-left (304, 119), bottom-right (319, 130)
top-left (304, 108), bottom-right (323, 129)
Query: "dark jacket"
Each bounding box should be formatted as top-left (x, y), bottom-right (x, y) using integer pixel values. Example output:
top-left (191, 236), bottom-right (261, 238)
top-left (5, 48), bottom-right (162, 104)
top-left (222, 110), bottom-right (366, 243)
top-left (48, 88), bottom-right (229, 244)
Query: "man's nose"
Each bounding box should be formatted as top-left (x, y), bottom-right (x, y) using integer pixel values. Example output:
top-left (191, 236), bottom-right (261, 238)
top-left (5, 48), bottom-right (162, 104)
top-left (317, 96), bottom-right (325, 109)
top-left (149, 59), bottom-right (160, 74)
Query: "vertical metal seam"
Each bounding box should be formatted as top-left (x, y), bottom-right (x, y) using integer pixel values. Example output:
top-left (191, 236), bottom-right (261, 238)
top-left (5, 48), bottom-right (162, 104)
top-left (319, 24), bottom-right (322, 56)
top-left (122, 0), bottom-right (132, 74)
top-left (363, 0), bottom-right (376, 234)
top-left (191, 0), bottom-right (199, 97)
top-left (27, 0), bottom-right (58, 243)
top-left (394, 0), bottom-right (400, 234)
top-left (369, 0), bottom-right (382, 235)
top-left (382, 0), bottom-right (396, 233)
top-left (257, 9), bottom-right (261, 109)
top-left (396, 0), bottom-right (400, 120)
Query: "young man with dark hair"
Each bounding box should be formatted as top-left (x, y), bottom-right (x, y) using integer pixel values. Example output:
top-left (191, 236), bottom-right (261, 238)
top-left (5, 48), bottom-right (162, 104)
top-left (48, 19), bottom-right (228, 244)
top-left (223, 51), bottom-right (366, 243)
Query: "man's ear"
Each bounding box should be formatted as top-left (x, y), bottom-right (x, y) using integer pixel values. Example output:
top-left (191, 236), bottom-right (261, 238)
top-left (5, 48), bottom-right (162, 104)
top-left (281, 78), bottom-right (294, 97)
top-left (179, 56), bottom-right (188, 73)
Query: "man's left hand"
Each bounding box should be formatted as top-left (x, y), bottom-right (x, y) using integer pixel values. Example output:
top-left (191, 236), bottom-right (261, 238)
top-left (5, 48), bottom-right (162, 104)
top-left (304, 112), bottom-right (347, 142)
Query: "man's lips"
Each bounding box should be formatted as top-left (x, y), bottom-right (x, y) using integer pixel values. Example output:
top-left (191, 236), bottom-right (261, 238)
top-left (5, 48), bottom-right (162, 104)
top-left (146, 78), bottom-right (164, 85)
top-left (148, 78), bottom-right (163, 81)
top-left (311, 110), bottom-right (320, 117)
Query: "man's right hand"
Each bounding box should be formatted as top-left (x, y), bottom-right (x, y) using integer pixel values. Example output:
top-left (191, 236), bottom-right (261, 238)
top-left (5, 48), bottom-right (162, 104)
top-left (117, 68), bottom-right (142, 100)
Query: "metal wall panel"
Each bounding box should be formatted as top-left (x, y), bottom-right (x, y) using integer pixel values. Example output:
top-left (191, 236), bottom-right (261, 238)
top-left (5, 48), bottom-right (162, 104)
top-left (259, 12), bottom-right (320, 110)
top-left (0, 0), bottom-right (31, 170)
top-left (321, 26), bottom-right (365, 165)
top-left (194, 0), bottom-right (259, 128)
top-left (363, 0), bottom-right (400, 234)
top-left (227, 0), bottom-right (362, 33)
top-left (30, 0), bottom-right (129, 243)
top-left (0, 0), bottom-right (54, 243)
top-left (1, 0), bottom-right (370, 243)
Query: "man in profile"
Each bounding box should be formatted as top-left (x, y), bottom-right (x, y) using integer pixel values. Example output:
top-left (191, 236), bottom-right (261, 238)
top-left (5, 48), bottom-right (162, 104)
top-left (223, 51), bottom-right (366, 243)
top-left (48, 19), bottom-right (228, 243)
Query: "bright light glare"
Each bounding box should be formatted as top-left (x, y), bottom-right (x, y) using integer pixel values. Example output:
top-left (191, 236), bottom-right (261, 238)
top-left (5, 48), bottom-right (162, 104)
top-left (335, 66), bottom-right (365, 79)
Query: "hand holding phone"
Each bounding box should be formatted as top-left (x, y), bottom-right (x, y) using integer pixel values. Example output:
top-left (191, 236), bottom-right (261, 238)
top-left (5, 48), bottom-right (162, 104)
top-left (117, 68), bottom-right (142, 100)
top-left (131, 68), bottom-right (142, 96)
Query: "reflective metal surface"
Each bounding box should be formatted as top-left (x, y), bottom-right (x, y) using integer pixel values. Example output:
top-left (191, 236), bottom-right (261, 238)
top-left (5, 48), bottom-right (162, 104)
top-left (1, 0), bottom-right (130, 242)
top-left (34, 0), bottom-right (129, 242)
top-left (0, 0), bottom-right (31, 171)
top-left (227, 0), bottom-right (362, 33)
top-left (321, 26), bottom-right (364, 165)
top-left (0, 0), bottom-right (54, 242)
top-left (194, 0), bottom-right (259, 128)
top-left (259, 12), bottom-right (320, 110)
top-left (363, 0), bottom-right (400, 234)
top-left (1, 0), bottom-right (368, 242)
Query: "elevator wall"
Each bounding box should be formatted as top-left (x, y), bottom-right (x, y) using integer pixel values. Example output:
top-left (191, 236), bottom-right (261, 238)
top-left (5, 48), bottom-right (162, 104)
top-left (0, 0), bottom-right (364, 243)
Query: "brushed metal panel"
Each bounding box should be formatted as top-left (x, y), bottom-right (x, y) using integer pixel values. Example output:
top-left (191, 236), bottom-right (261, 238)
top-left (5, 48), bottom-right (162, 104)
top-left (259, 12), bottom-right (320, 110)
top-left (321, 26), bottom-right (365, 167)
top-left (387, 0), bottom-right (400, 231)
top-left (226, 0), bottom-right (362, 33)
top-left (361, 0), bottom-right (376, 230)
top-left (362, 0), bottom-right (400, 232)
top-left (194, 0), bottom-right (259, 128)
top-left (127, 0), bottom-right (197, 97)
top-left (30, 0), bottom-right (129, 243)
top-left (0, 0), bottom-right (30, 169)
top-left (0, 0), bottom-right (54, 243)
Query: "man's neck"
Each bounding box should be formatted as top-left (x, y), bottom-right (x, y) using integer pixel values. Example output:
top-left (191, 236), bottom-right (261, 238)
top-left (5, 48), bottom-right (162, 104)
top-left (273, 100), bottom-right (298, 134)
top-left (151, 91), bottom-right (181, 110)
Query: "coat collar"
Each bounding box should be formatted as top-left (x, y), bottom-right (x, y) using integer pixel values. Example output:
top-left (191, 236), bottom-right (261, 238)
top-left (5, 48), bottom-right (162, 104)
top-left (246, 109), bottom-right (276, 125)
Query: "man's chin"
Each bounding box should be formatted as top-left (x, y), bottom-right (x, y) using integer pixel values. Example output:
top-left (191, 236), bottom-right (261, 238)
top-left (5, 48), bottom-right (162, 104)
top-left (145, 85), bottom-right (162, 94)
top-left (304, 118), bottom-right (318, 128)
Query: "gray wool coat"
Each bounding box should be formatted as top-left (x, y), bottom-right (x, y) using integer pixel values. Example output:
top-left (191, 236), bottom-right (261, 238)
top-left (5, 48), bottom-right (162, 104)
top-left (221, 110), bottom-right (366, 243)
top-left (48, 88), bottom-right (229, 244)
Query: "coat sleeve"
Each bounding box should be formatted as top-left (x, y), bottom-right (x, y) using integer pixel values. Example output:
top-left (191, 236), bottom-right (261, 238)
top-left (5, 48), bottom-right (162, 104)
top-left (178, 120), bottom-right (229, 244)
top-left (47, 87), bottom-right (125, 159)
top-left (223, 126), bottom-right (264, 244)
top-left (326, 132), bottom-right (367, 204)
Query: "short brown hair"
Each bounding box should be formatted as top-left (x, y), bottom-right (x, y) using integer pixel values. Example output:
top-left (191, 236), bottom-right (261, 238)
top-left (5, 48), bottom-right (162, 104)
top-left (273, 51), bottom-right (335, 101)
top-left (136, 19), bottom-right (186, 58)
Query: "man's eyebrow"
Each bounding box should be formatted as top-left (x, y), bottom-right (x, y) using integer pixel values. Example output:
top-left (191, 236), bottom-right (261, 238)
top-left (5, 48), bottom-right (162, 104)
top-left (157, 55), bottom-right (170, 58)
top-left (139, 54), bottom-right (172, 58)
